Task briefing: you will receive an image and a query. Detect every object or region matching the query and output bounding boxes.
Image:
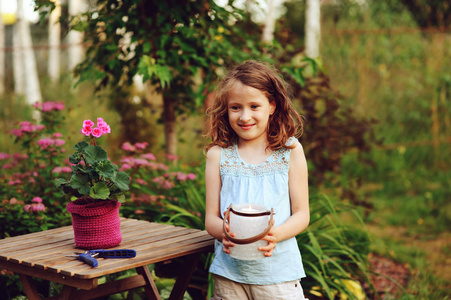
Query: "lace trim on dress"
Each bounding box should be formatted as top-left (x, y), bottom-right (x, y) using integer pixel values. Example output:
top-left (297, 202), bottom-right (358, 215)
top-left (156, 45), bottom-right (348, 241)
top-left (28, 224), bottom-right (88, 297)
top-left (220, 137), bottom-right (296, 177)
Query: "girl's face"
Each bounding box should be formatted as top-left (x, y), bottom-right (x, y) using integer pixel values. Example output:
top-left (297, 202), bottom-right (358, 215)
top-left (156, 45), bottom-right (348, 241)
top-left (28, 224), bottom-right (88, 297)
top-left (227, 81), bottom-right (276, 144)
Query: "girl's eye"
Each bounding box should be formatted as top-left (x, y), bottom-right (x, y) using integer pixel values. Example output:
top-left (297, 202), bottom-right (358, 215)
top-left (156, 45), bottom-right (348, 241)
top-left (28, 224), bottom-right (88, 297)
top-left (230, 106), bottom-right (240, 110)
top-left (251, 105), bottom-right (259, 109)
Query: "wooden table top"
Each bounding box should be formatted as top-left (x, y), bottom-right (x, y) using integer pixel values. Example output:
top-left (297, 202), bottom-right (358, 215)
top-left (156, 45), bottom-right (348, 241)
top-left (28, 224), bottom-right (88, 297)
top-left (0, 218), bottom-right (214, 281)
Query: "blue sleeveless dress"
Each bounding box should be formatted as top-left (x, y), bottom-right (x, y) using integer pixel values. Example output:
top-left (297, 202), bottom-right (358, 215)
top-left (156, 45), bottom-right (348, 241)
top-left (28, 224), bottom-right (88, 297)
top-left (209, 137), bottom-right (306, 285)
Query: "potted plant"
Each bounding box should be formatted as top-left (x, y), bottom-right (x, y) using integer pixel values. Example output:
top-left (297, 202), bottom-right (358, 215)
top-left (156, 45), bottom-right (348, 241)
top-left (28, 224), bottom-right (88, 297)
top-left (54, 118), bottom-right (131, 249)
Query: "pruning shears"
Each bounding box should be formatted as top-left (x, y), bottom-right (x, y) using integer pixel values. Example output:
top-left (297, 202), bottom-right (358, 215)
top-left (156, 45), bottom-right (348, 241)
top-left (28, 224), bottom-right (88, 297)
top-left (66, 249), bottom-right (136, 268)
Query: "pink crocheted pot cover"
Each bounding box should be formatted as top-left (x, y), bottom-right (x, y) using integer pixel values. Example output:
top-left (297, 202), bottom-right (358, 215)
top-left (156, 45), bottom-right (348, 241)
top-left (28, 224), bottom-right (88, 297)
top-left (66, 198), bottom-right (122, 250)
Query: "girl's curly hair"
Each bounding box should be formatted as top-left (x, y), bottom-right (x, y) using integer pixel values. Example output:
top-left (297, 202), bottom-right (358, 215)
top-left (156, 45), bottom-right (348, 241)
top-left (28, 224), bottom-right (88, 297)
top-left (205, 60), bottom-right (304, 153)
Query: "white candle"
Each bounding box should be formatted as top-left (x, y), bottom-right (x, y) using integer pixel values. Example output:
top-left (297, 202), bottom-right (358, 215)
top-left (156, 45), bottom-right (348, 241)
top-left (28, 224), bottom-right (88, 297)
top-left (229, 203), bottom-right (269, 260)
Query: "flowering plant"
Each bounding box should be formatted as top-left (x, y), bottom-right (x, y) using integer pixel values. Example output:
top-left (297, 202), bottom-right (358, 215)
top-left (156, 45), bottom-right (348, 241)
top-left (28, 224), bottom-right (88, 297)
top-left (54, 118), bottom-right (130, 203)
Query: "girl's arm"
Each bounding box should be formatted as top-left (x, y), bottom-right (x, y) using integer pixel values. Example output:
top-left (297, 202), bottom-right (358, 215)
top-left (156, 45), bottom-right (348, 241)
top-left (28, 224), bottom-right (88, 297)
top-left (260, 140), bottom-right (310, 256)
top-left (205, 146), bottom-right (226, 240)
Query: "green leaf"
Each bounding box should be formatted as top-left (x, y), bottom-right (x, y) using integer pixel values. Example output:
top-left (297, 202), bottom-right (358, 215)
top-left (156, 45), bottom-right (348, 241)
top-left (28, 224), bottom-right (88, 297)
top-left (137, 55), bottom-right (172, 89)
top-left (111, 171), bottom-right (130, 191)
top-left (54, 178), bottom-right (68, 187)
top-left (69, 154), bottom-right (80, 164)
top-left (84, 145), bottom-right (108, 164)
top-left (90, 182), bottom-right (110, 200)
top-left (74, 141), bottom-right (89, 152)
top-left (96, 162), bottom-right (115, 178)
top-left (70, 174), bottom-right (91, 195)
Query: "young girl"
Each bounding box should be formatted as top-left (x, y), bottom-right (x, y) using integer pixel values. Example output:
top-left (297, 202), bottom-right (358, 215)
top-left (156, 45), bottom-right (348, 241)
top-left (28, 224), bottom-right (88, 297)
top-left (204, 60), bottom-right (310, 300)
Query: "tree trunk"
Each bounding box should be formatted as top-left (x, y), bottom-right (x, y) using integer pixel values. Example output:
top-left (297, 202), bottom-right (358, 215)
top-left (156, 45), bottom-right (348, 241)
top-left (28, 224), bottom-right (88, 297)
top-left (0, 4), bottom-right (4, 95)
top-left (305, 0), bottom-right (321, 58)
top-left (13, 23), bottom-right (24, 96)
top-left (262, 0), bottom-right (276, 43)
top-left (162, 94), bottom-right (177, 156)
top-left (17, 0), bottom-right (42, 116)
top-left (68, 0), bottom-right (85, 71)
top-left (48, 0), bottom-right (61, 82)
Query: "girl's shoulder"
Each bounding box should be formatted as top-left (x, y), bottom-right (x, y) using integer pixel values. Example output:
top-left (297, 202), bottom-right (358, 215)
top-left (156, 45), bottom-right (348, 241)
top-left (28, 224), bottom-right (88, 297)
top-left (206, 145), bottom-right (222, 161)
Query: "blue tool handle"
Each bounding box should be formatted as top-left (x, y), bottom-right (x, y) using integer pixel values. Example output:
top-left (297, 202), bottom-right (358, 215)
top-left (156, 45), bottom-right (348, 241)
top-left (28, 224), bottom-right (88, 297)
top-left (89, 249), bottom-right (136, 258)
top-left (79, 253), bottom-right (98, 267)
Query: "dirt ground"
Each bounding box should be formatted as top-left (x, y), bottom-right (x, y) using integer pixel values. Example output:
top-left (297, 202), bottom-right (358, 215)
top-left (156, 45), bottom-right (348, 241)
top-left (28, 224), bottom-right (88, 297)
top-left (366, 224), bottom-right (451, 298)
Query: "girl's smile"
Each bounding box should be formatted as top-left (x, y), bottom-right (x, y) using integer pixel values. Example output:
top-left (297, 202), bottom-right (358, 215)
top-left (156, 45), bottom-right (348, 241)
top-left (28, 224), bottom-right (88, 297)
top-left (228, 81), bottom-right (275, 143)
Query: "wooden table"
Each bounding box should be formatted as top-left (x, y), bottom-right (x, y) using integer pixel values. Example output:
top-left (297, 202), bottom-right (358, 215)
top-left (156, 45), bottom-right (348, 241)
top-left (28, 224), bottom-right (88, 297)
top-left (0, 218), bottom-right (215, 300)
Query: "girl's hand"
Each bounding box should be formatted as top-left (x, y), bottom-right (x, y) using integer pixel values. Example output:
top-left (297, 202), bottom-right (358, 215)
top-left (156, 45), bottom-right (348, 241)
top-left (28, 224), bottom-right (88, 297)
top-left (222, 222), bottom-right (235, 254)
top-left (222, 210), bottom-right (235, 254)
top-left (258, 219), bottom-right (277, 257)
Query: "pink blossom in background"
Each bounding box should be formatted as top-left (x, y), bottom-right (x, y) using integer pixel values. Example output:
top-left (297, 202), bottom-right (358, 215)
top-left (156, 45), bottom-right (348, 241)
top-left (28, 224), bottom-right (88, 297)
top-left (176, 172), bottom-right (187, 181)
top-left (52, 167), bottom-right (62, 173)
top-left (119, 163), bottom-right (132, 171)
top-left (165, 154), bottom-right (178, 161)
top-left (9, 198), bottom-right (18, 205)
top-left (11, 128), bottom-right (22, 137)
top-left (52, 132), bottom-right (63, 138)
top-left (122, 142), bottom-right (135, 152)
top-left (32, 203), bottom-right (46, 212)
top-left (158, 163), bottom-right (169, 171)
top-left (23, 204), bottom-right (31, 212)
top-left (13, 153), bottom-right (28, 160)
top-left (8, 180), bottom-right (15, 185)
top-left (134, 142), bottom-right (148, 150)
top-left (29, 177), bottom-right (36, 183)
top-left (54, 139), bottom-right (65, 147)
top-left (135, 178), bottom-right (147, 185)
top-left (37, 138), bottom-right (54, 149)
top-left (141, 153), bottom-right (156, 160)
top-left (187, 173), bottom-right (196, 180)
top-left (0, 153), bottom-right (10, 160)
top-left (61, 166), bottom-right (72, 172)
top-left (32, 197), bottom-right (43, 203)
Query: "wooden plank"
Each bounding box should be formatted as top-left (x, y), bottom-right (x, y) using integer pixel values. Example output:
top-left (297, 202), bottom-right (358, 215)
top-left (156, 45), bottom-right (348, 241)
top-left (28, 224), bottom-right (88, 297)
top-left (70, 240), bottom-right (214, 279)
top-left (0, 259), bottom-right (97, 290)
top-left (51, 233), bottom-right (212, 278)
top-left (67, 274), bottom-right (149, 299)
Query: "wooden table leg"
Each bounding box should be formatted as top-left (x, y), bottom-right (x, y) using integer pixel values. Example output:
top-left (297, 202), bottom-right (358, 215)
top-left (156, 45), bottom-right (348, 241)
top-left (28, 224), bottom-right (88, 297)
top-left (18, 274), bottom-right (41, 300)
top-left (59, 286), bottom-right (77, 300)
top-left (168, 253), bottom-right (202, 300)
top-left (136, 265), bottom-right (161, 300)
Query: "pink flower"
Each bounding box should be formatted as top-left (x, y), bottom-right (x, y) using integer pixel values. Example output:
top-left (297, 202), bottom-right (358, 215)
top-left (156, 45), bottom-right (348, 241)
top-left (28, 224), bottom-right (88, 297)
top-left (187, 173), bottom-right (197, 180)
top-left (38, 138), bottom-right (54, 149)
top-left (122, 142), bottom-right (135, 152)
top-left (9, 198), bottom-right (18, 205)
top-left (135, 178), bottom-right (147, 185)
top-left (141, 153), bottom-right (156, 160)
top-left (53, 132), bottom-right (63, 138)
top-left (61, 166), bottom-right (72, 172)
top-left (0, 153), bottom-right (10, 160)
top-left (82, 125), bottom-right (93, 136)
top-left (32, 197), bottom-right (43, 203)
top-left (176, 172), bottom-right (187, 181)
top-left (92, 127), bottom-right (103, 138)
top-left (24, 205), bottom-right (31, 212)
top-left (11, 128), bottom-right (22, 137)
top-left (13, 153), bottom-right (28, 160)
top-left (165, 154), bottom-right (178, 161)
top-left (135, 142), bottom-right (148, 150)
top-left (120, 163), bottom-right (131, 171)
top-left (83, 119), bottom-right (95, 127)
top-left (8, 180), bottom-right (15, 185)
top-left (54, 139), bottom-right (65, 147)
top-left (32, 203), bottom-right (46, 212)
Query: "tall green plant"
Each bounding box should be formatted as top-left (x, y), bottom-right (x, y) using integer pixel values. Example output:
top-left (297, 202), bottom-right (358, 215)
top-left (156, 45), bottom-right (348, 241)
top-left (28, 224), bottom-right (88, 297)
top-left (299, 194), bottom-right (374, 300)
